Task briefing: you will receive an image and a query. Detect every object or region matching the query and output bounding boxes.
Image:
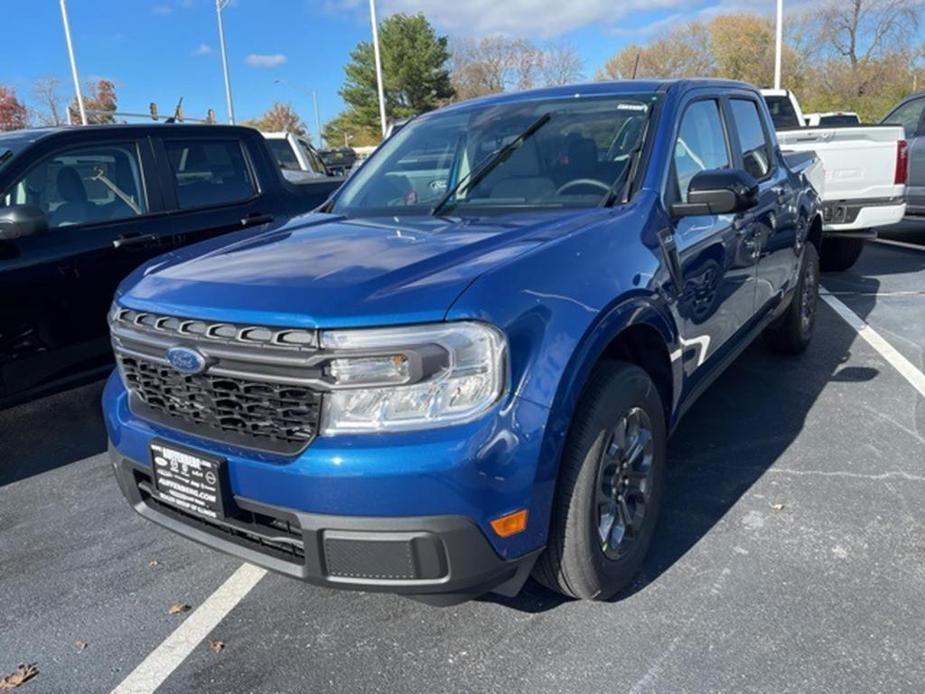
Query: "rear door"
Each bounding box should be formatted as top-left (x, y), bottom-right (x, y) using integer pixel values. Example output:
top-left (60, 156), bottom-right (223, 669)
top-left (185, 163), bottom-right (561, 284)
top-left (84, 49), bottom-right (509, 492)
top-left (724, 95), bottom-right (799, 313)
top-left (150, 133), bottom-right (274, 250)
top-left (882, 96), bottom-right (925, 209)
top-left (0, 135), bottom-right (168, 401)
top-left (666, 95), bottom-right (758, 376)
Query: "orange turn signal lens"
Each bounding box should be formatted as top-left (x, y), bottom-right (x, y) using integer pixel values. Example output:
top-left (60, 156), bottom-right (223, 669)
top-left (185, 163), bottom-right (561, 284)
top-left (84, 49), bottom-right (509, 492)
top-left (490, 509), bottom-right (528, 538)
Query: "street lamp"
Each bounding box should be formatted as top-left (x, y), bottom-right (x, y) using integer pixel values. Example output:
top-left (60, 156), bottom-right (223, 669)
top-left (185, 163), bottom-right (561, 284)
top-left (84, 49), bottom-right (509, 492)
top-left (59, 0), bottom-right (86, 125)
top-left (216, 0), bottom-right (235, 124)
top-left (774, 0), bottom-right (783, 90)
top-left (369, 0), bottom-right (388, 138)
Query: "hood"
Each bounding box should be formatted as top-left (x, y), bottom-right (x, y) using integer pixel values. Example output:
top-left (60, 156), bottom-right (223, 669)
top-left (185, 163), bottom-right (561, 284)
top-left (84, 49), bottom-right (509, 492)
top-left (118, 210), bottom-right (602, 328)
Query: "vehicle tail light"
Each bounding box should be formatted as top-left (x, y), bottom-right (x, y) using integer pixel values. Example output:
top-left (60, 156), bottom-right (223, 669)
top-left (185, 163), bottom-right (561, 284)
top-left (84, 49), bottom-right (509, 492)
top-left (895, 139), bottom-right (909, 184)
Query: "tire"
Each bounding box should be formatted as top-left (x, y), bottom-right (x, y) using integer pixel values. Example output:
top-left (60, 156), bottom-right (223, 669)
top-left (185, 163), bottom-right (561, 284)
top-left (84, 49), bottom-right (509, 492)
top-left (534, 361), bottom-right (667, 600)
top-left (820, 236), bottom-right (864, 272)
top-left (764, 242), bottom-right (820, 355)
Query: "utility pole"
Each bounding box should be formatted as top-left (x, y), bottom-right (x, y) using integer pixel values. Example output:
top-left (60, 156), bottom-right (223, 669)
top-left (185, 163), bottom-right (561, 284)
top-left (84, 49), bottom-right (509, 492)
top-left (774, 0), bottom-right (783, 90)
top-left (59, 0), bottom-right (86, 125)
top-left (216, 0), bottom-right (235, 124)
top-left (369, 0), bottom-right (388, 138)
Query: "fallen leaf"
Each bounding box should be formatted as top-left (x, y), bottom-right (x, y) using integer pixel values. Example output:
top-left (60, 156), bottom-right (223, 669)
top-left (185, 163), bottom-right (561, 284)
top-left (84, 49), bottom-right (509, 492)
top-left (770, 503), bottom-right (785, 511)
top-left (0, 663), bottom-right (38, 690)
top-left (74, 641), bottom-right (88, 653)
top-left (148, 560), bottom-right (159, 568)
top-left (168, 603), bottom-right (191, 615)
top-left (208, 640), bottom-right (225, 654)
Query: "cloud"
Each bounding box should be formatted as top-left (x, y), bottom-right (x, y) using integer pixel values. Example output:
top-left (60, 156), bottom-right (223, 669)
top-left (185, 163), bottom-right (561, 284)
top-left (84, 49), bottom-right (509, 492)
top-left (193, 43), bottom-right (214, 56)
top-left (152, 4), bottom-right (173, 15)
top-left (326, 0), bottom-right (818, 38)
top-left (244, 53), bottom-right (288, 68)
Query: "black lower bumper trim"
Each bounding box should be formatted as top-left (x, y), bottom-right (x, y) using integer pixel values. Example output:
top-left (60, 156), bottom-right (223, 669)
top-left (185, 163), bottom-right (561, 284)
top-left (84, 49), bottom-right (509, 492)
top-left (109, 444), bottom-right (540, 604)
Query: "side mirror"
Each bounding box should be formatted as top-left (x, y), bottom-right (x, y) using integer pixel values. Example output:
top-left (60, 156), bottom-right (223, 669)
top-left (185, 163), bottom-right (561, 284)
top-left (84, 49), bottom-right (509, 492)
top-left (670, 169), bottom-right (759, 217)
top-left (0, 205), bottom-right (48, 241)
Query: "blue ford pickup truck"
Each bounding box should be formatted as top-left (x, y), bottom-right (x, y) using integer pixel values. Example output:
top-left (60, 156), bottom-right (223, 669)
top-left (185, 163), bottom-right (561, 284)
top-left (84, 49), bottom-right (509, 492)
top-left (104, 79), bottom-right (823, 604)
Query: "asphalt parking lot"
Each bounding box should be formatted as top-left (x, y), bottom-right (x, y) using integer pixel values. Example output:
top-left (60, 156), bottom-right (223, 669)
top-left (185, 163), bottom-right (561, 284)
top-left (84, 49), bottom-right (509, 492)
top-left (2, 233), bottom-right (924, 693)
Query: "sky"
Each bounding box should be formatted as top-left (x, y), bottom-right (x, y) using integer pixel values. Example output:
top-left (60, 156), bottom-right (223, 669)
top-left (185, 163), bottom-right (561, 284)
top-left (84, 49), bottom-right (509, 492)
top-left (1, 0), bottom-right (794, 142)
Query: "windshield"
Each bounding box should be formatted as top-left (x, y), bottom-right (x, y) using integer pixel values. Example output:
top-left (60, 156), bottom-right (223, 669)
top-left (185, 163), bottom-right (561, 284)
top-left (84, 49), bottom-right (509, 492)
top-left (332, 94), bottom-right (659, 217)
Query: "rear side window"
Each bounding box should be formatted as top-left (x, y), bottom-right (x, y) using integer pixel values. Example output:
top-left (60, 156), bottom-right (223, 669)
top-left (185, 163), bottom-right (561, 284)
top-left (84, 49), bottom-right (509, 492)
top-left (883, 98), bottom-right (925, 138)
top-left (672, 99), bottom-right (730, 203)
top-left (164, 140), bottom-right (256, 210)
top-left (730, 99), bottom-right (772, 180)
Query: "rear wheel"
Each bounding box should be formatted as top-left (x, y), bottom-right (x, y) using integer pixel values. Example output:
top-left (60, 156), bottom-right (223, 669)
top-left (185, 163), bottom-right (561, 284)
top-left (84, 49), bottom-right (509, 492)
top-left (764, 243), bottom-right (819, 354)
top-left (820, 236), bottom-right (864, 272)
top-left (534, 362), bottom-right (667, 600)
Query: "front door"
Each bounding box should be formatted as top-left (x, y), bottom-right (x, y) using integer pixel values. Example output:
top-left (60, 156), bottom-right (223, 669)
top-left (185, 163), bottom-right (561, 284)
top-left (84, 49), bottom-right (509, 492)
top-left (0, 138), bottom-right (167, 401)
top-left (666, 97), bottom-right (758, 378)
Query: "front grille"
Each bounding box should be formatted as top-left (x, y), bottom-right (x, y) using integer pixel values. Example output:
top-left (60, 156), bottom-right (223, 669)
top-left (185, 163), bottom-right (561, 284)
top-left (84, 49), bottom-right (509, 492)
top-left (121, 356), bottom-right (322, 453)
top-left (111, 307), bottom-right (327, 454)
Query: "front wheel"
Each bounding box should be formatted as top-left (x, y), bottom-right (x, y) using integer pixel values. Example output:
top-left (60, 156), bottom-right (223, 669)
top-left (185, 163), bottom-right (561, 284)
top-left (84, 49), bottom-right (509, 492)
top-left (820, 236), bottom-right (864, 272)
top-left (533, 362), bottom-right (667, 600)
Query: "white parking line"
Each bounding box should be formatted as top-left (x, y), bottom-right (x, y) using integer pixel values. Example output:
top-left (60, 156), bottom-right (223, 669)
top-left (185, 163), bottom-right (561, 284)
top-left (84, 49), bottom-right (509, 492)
top-left (821, 292), bottom-right (925, 399)
top-left (111, 563), bottom-right (266, 694)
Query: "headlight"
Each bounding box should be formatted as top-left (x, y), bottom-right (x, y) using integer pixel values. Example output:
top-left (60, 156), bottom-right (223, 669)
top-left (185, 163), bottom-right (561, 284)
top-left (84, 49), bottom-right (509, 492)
top-left (319, 322), bottom-right (507, 434)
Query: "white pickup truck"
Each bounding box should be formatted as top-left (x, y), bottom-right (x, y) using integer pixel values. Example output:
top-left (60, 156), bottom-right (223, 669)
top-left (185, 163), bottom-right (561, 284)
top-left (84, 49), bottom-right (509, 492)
top-left (761, 89), bottom-right (908, 270)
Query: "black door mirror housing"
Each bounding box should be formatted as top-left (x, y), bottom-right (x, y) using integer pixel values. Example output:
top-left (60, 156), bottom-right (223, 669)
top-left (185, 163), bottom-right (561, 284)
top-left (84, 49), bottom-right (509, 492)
top-left (0, 205), bottom-right (49, 241)
top-left (670, 169), bottom-right (759, 217)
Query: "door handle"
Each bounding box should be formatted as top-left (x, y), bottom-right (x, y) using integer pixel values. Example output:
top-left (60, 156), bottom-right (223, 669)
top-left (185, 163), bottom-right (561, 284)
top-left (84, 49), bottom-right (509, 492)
top-left (113, 233), bottom-right (158, 249)
top-left (241, 213), bottom-right (274, 227)
top-left (772, 186), bottom-right (788, 204)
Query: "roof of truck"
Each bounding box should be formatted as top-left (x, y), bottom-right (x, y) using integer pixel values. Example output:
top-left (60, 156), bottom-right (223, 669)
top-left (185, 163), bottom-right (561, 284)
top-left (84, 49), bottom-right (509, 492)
top-left (439, 78), bottom-right (757, 113)
top-left (0, 123), bottom-right (256, 148)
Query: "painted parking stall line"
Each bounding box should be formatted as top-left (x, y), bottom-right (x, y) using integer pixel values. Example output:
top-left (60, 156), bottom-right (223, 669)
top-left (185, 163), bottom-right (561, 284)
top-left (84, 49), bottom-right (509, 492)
top-left (111, 563), bottom-right (266, 694)
top-left (821, 291), bottom-right (925, 399)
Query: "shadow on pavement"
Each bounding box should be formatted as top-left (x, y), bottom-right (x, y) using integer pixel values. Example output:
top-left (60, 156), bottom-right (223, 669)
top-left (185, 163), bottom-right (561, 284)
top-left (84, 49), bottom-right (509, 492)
top-left (486, 247), bottom-right (890, 612)
top-left (0, 379), bottom-right (107, 487)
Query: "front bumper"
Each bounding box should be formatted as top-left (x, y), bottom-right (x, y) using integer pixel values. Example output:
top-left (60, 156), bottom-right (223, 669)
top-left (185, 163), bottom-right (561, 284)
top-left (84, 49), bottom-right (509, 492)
top-left (110, 446), bottom-right (540, 604)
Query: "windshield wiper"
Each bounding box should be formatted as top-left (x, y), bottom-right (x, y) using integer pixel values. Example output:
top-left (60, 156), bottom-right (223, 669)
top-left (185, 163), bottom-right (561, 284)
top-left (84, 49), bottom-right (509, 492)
top-left (599, 107), bottom-right (655, 207)
top-left (431, 112), bottom-right (552, 217)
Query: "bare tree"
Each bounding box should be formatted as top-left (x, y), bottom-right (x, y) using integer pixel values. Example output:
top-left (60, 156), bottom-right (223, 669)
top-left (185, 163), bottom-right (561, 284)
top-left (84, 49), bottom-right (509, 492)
top-left (597, 24), bottom-right (714, 80)
top-left (817, 0), bottom-right (920, 69)
top-left (540, 43), bottom-right (584, 86)
top-left (33, 77), bottom-right (66, 126)
top-left (450, 36), bottom-right (545, 98)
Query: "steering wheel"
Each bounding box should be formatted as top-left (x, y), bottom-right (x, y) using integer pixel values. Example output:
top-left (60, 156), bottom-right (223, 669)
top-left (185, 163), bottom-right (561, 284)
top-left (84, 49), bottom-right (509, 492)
top-left (556, 178), bottom-right (611, 195)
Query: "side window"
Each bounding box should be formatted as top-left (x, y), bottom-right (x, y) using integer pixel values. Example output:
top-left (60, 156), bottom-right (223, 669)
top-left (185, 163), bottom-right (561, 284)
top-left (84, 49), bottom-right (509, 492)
top-left (672, 100), bottom-right (730, 203)
top-left (730, 99), bottom-right (772, 180)
top-left (298, 140), bottom-right (324, 175)
top-left (883, 99), bottom-right (925, 138)
top-left (2, 142), bottom-right (147, 229)
top-left (164, 139), bottom-right (256, 210)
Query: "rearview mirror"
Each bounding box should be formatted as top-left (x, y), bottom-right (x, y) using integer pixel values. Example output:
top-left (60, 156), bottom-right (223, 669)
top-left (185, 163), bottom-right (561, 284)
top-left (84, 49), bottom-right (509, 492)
top-left (670, 169), bottom-right (759, 217)
top-left (0, 205), bottom-right (48, 241)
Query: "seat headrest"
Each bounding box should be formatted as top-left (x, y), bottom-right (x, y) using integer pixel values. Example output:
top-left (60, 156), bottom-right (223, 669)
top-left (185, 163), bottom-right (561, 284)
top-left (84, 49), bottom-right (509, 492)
top-left (57, 167), bottom-right (87, 204)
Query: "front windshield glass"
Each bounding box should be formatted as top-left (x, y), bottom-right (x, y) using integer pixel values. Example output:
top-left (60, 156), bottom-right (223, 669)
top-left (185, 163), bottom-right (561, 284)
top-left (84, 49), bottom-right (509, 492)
top-left (332, 94), bottom-right (659, 217)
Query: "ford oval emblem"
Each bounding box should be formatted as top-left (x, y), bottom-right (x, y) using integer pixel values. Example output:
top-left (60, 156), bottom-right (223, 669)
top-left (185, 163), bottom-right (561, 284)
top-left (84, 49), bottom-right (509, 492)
top-left (166, 346), bottom-right (209, 375)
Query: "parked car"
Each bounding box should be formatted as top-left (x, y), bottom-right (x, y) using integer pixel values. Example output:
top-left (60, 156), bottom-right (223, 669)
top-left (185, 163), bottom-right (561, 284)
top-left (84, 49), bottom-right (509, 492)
top-left (804, 112), bottom-right (861, 127)
top-left (261, 131), bottom-right (337, 184)
top-left (882, 92), bottom-right (925, 215)
top-left (761, 89), bottom-right (907, 271)
top-left (0, 123), bottom-right (343, 408)
top-left (317, 147), bottom-right (357, 176)
top-left (105, 79), bottom-right (823, 605)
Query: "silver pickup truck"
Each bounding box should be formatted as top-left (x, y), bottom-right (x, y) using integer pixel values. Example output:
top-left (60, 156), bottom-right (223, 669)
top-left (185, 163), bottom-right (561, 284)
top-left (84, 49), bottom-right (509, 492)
top-left (762, 89), bottom-right (907, 271)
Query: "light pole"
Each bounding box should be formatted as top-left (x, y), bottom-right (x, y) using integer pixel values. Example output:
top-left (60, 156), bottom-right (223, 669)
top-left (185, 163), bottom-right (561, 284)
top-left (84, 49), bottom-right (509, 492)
top-left (774, 0), bottom-right (783, 90)
top-left (216, 0), bottom-right (235, 124)
top-left (59, 0), bottom-right (86, 125)
top-left (369, 0), bottom-right (388, 138)
top-left (274, 79), bottom-right (324, 148)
